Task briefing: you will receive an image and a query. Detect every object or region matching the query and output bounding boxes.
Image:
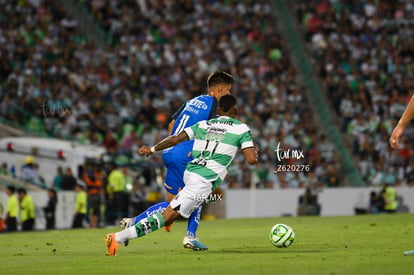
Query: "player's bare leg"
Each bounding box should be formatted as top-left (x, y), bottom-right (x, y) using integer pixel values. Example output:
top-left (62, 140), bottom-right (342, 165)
top-left (163, 192), bottom-right (176, 232)
top-left (119, 191), bottom-right (176, 245)
top-left (105, 206), bottom-right (180, 255)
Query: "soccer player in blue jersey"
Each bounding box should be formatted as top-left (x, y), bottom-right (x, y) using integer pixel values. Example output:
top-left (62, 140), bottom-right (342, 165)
top-left (120, 71), bottom-right (234, 250)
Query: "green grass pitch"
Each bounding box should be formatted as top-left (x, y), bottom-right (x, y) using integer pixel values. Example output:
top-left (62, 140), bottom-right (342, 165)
top-left (0, 214), bottom-right (413, 275)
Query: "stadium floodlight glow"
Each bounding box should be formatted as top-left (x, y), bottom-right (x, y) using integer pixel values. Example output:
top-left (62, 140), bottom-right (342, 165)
top-left (6, 142), bottom-right (14, 151)
top-left (57, 150), bottom-right (65, 159)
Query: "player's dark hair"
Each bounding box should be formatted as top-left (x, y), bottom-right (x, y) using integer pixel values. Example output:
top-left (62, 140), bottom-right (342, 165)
top-left (219, 94), bottom-right (237, 113)
top-left (207, 71), bottom-right (234, 88)
top-left (7, 185), bottom-right (15, 193)
top-left (17, 188), bottom-right (27, 194)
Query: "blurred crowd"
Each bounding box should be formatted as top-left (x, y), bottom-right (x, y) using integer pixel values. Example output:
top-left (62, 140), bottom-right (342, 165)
top-left (1, 158), bottom-right (163, 231)
top-left (0, 0), bottom-right (342, 190)
top-left (294, 0), bottom-right (414, 187)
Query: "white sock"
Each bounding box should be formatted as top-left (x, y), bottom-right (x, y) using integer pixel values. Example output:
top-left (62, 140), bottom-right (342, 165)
top-left (115, 226), bottom-right (137, 243)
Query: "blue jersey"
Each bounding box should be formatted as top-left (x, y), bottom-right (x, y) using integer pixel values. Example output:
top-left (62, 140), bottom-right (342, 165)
top-left (162, 95), bottom-right (218, 194)
top-left (171, 95), bottom-right (218, 136)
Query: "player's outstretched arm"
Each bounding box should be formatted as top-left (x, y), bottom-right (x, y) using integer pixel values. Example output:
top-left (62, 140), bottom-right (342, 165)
top-left (242, 147), bottom-right (258, 165)
top-left (390, 95), bottom-right (414, 148)
top-left (138, 131), bottom-right (189, 156)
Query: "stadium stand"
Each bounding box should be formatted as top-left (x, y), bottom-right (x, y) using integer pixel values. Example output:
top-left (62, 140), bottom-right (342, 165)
top-left (1, 0), bottom-right (341, 189)
top-left (0, 174), bottom-right (44, 192)
top-left (292, 0), bottom-right (414, 186)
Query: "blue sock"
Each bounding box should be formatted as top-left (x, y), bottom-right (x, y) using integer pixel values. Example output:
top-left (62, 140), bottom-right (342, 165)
top-left (186, 205), bottom-right (202, 238)
top-left (132, 201), bottom-right (169, 225)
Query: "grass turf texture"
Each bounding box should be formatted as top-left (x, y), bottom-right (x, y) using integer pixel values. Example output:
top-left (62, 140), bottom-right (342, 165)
top-left (0, 214), bottom-right (413, 275)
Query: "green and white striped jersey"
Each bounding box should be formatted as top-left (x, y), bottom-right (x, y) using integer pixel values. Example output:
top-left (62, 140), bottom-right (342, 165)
top-left (183, 115), bottom-right (254, 190)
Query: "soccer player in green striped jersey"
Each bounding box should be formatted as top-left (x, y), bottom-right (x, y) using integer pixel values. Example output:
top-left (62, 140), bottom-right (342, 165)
top-left (104, 94), bottom-right (258, 255)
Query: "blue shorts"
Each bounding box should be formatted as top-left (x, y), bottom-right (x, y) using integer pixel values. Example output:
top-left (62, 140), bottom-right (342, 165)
top-left (162, 144), bottom-right (193, 195)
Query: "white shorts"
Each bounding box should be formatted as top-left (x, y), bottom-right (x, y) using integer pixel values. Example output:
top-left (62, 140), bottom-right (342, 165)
top-left (169, 170), bottom-right (212, 218)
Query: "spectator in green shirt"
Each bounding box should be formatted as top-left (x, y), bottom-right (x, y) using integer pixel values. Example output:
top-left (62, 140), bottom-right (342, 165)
top-left (72, 184), bottom-right (87, 228)
top-left (5, 185), bottom-right (18, 232)
top-left (17, 188), bottom-right (36, 231)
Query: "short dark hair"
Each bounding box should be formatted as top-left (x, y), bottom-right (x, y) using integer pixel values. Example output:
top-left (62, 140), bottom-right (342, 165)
top-left (7, 185), bottom-right (15, 193)
top-left (219, 94), bottom-right (237, 112)
top-left (17, 188), bottom-right (27, 194)
top-left (207, 71), bottom-right (233, 88)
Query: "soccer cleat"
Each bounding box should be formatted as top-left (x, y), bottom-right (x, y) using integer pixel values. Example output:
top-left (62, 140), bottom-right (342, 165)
top-left (104, 233), bottom-right (119, 256)
top-left (120, 218), bottom-right (133, 229)
top-left (119, 218), bottom-right (133, 246)
top-left (404, 249), bottom-right (414, 256)
top-left (183, 236), bottom-right (208, 251)
top-left (163, 223), bottom-right (173, 232)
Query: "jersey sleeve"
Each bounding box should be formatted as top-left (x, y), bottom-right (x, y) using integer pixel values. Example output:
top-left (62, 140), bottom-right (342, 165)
top-left (184, 121), bottom-right (200, 140)
top-left (171, 103), bottom-right (186, 120)
top-left (240, 125), bottom-right (254, 149)
top-left (208, 98), bottom-right (218, 119)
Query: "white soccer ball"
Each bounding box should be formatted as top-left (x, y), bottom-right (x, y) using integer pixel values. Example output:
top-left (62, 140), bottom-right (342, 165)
top-left (269, 223), bottom-right (295, 248)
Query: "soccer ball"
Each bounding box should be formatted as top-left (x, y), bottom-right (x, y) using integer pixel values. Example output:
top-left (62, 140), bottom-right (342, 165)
top-left (269, 223), bottom-right (295, 248)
